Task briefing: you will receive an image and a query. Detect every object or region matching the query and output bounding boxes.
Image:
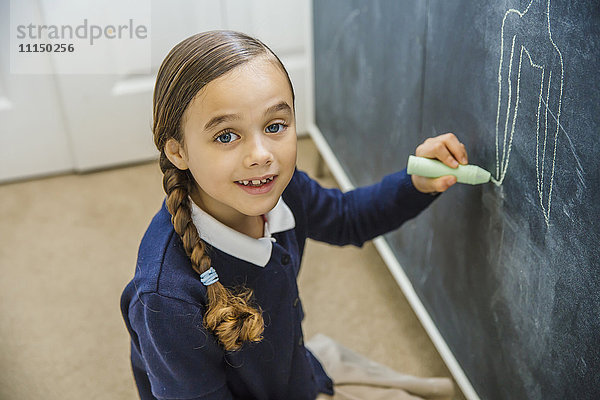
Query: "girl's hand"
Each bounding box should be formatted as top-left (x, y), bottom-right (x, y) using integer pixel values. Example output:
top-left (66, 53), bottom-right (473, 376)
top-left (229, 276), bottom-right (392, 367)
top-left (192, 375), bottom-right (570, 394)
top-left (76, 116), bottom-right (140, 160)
top-left (411, 133), bottom-right (469, 194)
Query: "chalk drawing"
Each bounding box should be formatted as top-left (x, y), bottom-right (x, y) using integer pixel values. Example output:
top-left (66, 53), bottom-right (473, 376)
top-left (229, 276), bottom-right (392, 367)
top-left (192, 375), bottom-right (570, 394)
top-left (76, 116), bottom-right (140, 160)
top-left (495, 0), bottom-right (564, 227)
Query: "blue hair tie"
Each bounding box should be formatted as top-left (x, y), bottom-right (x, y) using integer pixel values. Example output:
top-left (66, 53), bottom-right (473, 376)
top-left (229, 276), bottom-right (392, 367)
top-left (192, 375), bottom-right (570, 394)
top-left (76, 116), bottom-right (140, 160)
top-left (200, 267), bottom-right (219, 286)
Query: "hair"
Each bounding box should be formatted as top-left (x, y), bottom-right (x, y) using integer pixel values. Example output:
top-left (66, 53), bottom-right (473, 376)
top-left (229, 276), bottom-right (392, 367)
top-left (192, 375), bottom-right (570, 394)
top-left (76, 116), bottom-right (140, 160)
top-left (153, 30), bottom-right (295, 351)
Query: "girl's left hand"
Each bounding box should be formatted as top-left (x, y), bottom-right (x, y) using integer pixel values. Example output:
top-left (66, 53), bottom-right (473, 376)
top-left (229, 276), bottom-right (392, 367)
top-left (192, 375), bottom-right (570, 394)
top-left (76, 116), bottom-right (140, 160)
top-left (411, 133), bottom-right (469, 194)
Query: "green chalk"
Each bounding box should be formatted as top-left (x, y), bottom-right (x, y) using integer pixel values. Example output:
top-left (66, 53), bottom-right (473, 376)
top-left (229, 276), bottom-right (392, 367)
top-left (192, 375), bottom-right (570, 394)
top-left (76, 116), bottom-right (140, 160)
top-left (407, 155), bottom-right (491, 185)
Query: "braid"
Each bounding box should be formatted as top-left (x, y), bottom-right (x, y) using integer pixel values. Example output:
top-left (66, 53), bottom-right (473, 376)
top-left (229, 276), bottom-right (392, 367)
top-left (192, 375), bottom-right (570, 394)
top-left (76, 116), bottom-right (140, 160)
top-left (160, 153), bottom-right (265, 351)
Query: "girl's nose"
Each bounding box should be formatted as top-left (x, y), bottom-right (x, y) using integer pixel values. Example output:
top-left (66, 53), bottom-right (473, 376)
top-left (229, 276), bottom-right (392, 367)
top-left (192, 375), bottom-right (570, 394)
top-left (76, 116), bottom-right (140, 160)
top-left (245, 134), bottom-right (273, 168)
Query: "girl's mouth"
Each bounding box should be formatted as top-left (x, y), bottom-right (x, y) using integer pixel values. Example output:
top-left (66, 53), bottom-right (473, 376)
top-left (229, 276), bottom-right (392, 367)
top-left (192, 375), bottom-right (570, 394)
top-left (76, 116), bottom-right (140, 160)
top-left (235, 175), bottom-right (277, 194)
top-left (236, 176), bottom-right (275, 187)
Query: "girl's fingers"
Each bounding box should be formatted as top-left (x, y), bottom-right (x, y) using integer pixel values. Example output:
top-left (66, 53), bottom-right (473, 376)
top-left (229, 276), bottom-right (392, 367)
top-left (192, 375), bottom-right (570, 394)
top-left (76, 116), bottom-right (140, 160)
top-left (417, 138), bottom-right (459, 168)
top-left (442, 133), bottom-right (468, 165)
top-left (411, 175), bottom-right (457, 194)
top-left (411, 133), bottom-right (469, 193)
top-left (435, 175), bottom-right (458, 192)
top-left (416, 133), bottom-right (468, 168)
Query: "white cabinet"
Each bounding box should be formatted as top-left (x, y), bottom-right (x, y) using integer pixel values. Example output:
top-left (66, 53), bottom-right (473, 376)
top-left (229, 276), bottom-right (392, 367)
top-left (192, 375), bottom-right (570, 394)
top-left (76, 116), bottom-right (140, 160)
top-left (222, 0), bottom-right (310, 134)
top-left (49, 0), bottom-right (225, 171)
top-left (0, 0), bottom-right (74, 182)
top-left (1, 0), bottom-right (311, 183)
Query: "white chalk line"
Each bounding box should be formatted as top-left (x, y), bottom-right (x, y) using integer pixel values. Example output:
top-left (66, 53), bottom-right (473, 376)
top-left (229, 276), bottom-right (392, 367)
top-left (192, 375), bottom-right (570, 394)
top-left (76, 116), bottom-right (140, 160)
top-left (546, 0), bottom-right (565, 226)
top-left (540, 71), bottom-right (552, 223)
top-left (540, 96), bottom-right (585, 187)
top-left (495, 0), bottom-right (564, 227)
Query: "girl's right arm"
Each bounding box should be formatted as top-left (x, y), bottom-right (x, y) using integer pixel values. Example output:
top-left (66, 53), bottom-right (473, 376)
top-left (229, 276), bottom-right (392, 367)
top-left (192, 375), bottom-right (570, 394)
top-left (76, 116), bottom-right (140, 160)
top-left (288, 168), bottom-right (438, 247)
top-left (128, 292), bottom-right (234, 400)
top-left (287, 134), bottom-right (468, 248)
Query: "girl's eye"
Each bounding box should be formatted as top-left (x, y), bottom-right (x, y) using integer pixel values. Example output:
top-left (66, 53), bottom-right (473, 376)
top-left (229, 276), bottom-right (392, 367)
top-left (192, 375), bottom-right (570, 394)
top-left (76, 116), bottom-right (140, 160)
top-left (215, 131), bottom-right (240, 144)
top-left (266, 123), bottom-right (286, 134)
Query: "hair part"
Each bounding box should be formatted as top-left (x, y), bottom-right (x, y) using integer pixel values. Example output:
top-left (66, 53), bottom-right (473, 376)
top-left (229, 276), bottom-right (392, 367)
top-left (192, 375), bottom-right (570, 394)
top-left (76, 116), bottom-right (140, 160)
top-left (153, 31), bottom-right (294, 351)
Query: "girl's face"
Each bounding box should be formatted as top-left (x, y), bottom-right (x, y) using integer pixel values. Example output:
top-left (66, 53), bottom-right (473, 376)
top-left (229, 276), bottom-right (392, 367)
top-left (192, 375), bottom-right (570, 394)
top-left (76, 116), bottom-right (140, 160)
top-left (167, 57), bottom-right (297, 229)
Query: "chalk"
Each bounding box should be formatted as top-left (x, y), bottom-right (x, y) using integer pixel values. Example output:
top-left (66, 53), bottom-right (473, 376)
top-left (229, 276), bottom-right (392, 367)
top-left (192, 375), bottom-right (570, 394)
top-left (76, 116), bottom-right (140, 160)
top-left (407, 155), bottom-right (491, 185)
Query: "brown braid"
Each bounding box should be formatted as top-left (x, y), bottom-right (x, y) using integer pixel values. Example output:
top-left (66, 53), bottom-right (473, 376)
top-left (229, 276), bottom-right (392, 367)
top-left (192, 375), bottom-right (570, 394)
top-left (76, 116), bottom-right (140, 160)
top-left (151, 31), bottom-right (295, 351)
top-left (160, 152), bottom-right (264, 351)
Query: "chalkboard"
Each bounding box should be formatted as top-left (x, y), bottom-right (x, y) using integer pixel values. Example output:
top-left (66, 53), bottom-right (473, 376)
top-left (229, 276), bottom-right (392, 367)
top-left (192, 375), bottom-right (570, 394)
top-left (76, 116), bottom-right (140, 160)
top-left (313, 1), bottom-right (600, 399)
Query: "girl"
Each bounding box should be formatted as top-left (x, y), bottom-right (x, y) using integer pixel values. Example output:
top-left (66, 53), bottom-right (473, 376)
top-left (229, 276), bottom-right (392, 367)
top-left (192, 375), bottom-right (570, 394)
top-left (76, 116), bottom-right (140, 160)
top-left (121, 30), bottom-right (466, 400)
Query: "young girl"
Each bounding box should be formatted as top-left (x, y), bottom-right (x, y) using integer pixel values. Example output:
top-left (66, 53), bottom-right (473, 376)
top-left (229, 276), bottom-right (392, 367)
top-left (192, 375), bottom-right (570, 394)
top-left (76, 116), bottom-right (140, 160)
top-left (121, 30), bottom-right (467, 400)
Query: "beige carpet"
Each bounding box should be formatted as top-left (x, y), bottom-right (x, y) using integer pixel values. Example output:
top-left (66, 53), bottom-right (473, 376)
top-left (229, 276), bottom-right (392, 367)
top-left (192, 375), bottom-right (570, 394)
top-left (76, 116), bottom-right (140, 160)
top-left (0, 137), bottom-right (464, 399)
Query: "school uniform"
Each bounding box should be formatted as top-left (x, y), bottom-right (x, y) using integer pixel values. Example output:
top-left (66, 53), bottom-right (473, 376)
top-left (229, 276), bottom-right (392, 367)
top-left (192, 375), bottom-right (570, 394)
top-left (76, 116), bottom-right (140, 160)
top-left (120, 168), bottom-right (438, 400)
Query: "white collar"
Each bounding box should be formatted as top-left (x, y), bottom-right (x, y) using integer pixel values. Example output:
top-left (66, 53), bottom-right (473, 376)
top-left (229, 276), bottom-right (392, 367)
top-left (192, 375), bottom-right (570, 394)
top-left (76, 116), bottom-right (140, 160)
top-left (189, 197), bottom-right (295, 267)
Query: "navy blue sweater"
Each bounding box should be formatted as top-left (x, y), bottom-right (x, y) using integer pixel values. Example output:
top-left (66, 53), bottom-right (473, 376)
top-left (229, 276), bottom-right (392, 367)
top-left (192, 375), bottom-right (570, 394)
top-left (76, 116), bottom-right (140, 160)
top-left (120, 168), bottom-right (438, 400)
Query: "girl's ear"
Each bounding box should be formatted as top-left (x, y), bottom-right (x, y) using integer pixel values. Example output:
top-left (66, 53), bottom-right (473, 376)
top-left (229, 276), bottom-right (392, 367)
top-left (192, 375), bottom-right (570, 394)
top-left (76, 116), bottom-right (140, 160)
top-left (165, 138), bottom-right (189, 170)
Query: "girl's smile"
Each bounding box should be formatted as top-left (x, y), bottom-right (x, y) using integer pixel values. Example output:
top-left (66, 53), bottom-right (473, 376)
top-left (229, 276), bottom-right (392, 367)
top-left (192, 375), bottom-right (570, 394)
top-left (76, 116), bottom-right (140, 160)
top-left (164, 56), bottom-right (297, 236)
top-left (235, 174), bottom-right (277, 194)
